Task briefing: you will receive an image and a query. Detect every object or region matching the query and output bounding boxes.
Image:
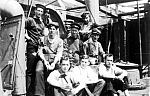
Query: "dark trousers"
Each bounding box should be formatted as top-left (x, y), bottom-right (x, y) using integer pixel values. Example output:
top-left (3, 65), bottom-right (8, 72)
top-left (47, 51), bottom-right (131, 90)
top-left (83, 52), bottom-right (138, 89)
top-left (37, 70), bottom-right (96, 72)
top-left (87, 79), bottom-right (105, 96)
top-left (53, 87), bottom-right (86, 96)
top-left (34, 60), bottom-right (45, 96)
top-left (102, 77), bottom-right (129, 96)
top-left (34, 60), bottom-right (54, 96)
top-left (26, 52), bottom-right (39, 96)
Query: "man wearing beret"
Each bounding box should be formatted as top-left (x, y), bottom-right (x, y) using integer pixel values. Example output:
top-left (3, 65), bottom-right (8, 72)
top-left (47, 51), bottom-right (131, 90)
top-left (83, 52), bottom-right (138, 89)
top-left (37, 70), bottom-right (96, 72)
top-left (83, 28), bottom-right (105, 64)
top-left (35, 22), bottom-right (63, 96)
top-left (64, 22), bottom-right (85, 66)
top-left (25, 3), bottom-right (46, 96)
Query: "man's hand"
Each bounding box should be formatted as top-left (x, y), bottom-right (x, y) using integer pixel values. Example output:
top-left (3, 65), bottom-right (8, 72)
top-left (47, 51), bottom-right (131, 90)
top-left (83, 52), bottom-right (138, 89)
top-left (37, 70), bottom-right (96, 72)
top-left (32, 52), bottom-right (37, 56)
top-left (43, 60), bottom-right (49, 68)
top-left (71, 88), bottom-right (78, 95)
top-left (43, 60), bottom-right (53, 70)
top-left (50, 62), bottom-right (55, 70)
top-left (61, 85), bottom-right (72, 91)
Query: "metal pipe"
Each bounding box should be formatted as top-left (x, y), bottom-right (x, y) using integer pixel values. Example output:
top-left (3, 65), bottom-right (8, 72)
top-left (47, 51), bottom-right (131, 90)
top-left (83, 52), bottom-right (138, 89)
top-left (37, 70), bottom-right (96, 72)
top-left (0, 0), bottom-right (24, 18)
top-left (137, 0), bottom-right (143, 78)
top-left (85, 0), bottom-right (99, 24)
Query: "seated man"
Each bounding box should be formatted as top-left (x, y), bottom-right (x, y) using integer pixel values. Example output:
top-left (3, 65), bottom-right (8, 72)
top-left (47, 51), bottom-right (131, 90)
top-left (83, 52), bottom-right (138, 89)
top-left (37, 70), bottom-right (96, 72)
top-left (98, 54), bottom-right (130, 96)
top-left (83, 28), bottom-right (105, 64)
top-left (47, 57), bottom-right (85, 96)
top-left (71, 55), bottom-right (105, 96)
top-left (64, 22), bottom-right (85, 66)
top-left (34, 22), bottom-right (63, 96)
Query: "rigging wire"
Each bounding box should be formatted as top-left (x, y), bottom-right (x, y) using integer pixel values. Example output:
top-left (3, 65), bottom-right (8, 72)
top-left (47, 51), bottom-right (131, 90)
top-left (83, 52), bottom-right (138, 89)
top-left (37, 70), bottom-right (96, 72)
top-left (137, 0), bottom-right (143, 78)
top-left (105, 0), bottom-right (110, 54)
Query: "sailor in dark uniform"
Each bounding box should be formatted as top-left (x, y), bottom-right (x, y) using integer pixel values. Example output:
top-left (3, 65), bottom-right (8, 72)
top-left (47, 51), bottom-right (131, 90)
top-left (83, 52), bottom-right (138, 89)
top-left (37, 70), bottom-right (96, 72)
top-left (25, 4), bottom-right (46, 96)
top-left (64, 22), bottom-right (84, 66)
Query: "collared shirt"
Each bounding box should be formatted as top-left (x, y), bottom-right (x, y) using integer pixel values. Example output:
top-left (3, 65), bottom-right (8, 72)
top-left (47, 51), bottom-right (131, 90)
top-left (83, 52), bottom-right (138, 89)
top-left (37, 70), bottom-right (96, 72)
top-left (43, 36), bottom-right (63, 63)
top-left (84, 38), bottom-right (105, 56)
top-left (70, 66), bottom-right (99, 84)
top-left (64, 37), bottom-right (84, 64)
top-left (25, 16), bottom-right (45, 52)
top-left (80, 22), bottom-right (92, 34)
top-left (47, 70), bottom-right (73, 90)
top-left (98, 63), bottom-right (127, 78)
top-left (80, 22), bottom-right (92, 42)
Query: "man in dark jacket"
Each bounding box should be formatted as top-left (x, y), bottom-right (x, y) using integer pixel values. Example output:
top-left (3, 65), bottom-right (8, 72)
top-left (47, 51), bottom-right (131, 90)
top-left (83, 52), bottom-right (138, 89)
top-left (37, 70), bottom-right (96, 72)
top-left (25, 4), bottom-right (46, 96)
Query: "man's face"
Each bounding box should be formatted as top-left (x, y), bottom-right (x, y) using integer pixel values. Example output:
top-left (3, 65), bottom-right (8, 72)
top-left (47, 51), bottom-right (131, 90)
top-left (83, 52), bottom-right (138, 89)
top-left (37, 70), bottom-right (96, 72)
top-left (35, 7), bottom-right (44, 18)
top-left (65, 25), bottom-right (71, 34)
top-left (105, 56), bottom-right (113, 68)
top-left (61, 60), bottom-right (70, 73)
top-left (83, 15), bottom-right (90, 24)
top-left (91, 34), bottom-right (99, 42)
top-left (80, 58), bottom-right (89, 69)
top-left (48, 26), bottom-right (57, 38)
top-left (71, 28), bottom-right (79, 39)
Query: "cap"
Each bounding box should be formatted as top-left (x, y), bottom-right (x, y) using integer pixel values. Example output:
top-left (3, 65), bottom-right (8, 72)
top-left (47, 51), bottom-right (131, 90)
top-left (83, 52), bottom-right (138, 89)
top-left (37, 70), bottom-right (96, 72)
top-left (45, 8), bottom-right (50, 13)
top-left (91, 28), bottom-right (101, 35)
top-left (90, 23), bottom-right (104, 30)
top-left (47, 22), bottom-right (59, 28)
top-left (81, 11), bottom-right (90, 18)
top-left (80, 55), bottom-right (89, 59)
top-left (35, 4), bottom-right (46, 10)
top-left (70, 23), bottom-right (81, 30)
top-left (64, 19), bottom-right (74, 25)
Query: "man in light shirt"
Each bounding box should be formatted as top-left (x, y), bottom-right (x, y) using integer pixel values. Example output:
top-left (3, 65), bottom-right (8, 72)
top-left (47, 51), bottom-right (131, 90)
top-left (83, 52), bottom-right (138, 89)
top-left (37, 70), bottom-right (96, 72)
top-left (84, 28), bottom-right (105, 64)
top-left (71, 55), bottom-right (105, 96)
top-left (47, 57), bottom-right (85, 96)
top-left (34, 22), bottom-right (63, 96)
top-left (98, 54), bottom-right (130, 96)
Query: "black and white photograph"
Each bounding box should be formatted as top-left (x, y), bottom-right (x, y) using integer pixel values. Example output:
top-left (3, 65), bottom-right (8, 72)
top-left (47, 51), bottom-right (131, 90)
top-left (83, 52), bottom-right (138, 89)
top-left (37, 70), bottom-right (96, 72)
top-left (0, 0), bottom-right (150, 96)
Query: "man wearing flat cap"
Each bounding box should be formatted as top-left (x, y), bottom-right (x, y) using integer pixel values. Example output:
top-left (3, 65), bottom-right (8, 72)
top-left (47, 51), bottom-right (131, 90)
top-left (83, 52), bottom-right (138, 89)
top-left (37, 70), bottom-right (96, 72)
top-left (80, 11), bottom-right (93, 42)
top-left (64, 22), bottom-right (84, 66)
top-left (35, 21), bottom-right (63, 96)
top-left (43, 8), bottom-right (52, 27)
top-left (64, 19), bottom-right (74, 38)
top-left (25, 3), bottom-right (46, 96)
top-left (83, 28), bottom-right (105, 64)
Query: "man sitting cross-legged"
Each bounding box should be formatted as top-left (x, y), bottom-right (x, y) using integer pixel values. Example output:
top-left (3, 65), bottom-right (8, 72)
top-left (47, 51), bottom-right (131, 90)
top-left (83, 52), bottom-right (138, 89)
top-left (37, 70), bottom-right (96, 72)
top-left (47, 57), bottom-right (85, 96)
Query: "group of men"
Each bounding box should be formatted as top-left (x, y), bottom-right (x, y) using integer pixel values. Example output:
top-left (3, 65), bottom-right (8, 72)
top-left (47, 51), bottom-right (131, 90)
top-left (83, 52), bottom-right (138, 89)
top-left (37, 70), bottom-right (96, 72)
top-left (25, 3), bottom-right (130, 96)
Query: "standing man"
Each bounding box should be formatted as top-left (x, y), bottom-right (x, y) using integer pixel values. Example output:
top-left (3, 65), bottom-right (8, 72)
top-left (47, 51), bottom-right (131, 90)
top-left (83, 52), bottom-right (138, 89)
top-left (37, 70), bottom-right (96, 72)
top-left (80, 11), bottom-right (92, 42)
top-left (64, 19), bottom-right (74, 38)
top-left (84, 28), bottom-right (105, 64)
top-left (64, 23), bottom-right (84, 66)
top-left (98, 54), bottom-right (130, 96)
top-left (35, 22), bottom-right (63, 96)
top-left (43, 8), bottom-right (52, 27)
top-left (25, 4), bottom-right (46, 96)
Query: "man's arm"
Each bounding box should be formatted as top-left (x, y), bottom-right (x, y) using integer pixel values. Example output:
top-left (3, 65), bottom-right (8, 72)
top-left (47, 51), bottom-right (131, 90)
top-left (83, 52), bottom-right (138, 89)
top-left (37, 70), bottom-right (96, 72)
top-left (47, 71), bottom-right (72, 90)
top-left (98, 64), bottom-right (116, 79)
top-left (114, 67), bottom-right (128, 80)
top-left (51, 39), bottom-right (63, 68)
